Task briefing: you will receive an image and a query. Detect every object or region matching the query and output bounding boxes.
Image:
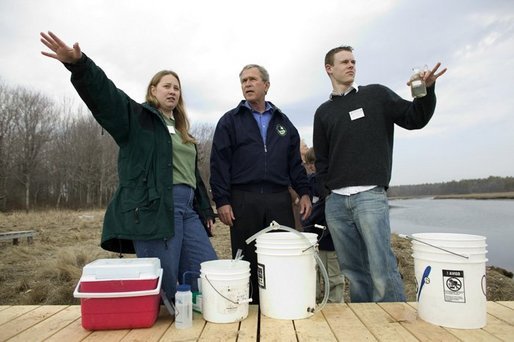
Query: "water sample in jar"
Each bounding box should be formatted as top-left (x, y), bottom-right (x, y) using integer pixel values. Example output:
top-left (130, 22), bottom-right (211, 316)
top-left (410, 66), bottom-right (427, 98)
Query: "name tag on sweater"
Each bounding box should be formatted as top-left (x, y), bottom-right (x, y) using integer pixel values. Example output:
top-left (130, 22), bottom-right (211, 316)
top-left (167, 125), bottom-right (176, 134)
top-left (349, 108), bottom-right (365, 120)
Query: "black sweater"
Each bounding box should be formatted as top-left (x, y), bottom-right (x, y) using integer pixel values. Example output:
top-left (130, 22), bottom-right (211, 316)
top-left (313, 84), bottom-right (436, 196)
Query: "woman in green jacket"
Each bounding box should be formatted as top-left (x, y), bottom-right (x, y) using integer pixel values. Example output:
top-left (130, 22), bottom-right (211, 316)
top-left (40, 31), bottom-right (217, 301)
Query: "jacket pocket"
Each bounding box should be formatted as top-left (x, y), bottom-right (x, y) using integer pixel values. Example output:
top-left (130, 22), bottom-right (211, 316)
top-left (119, 185), bottom-right (160, 224)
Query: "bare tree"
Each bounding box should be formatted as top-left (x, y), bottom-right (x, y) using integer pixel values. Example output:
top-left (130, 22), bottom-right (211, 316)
top-left (0, 82), bottom-right (16, 211)
top-left (10, 88), bottom-right (56, 212)
top-left (191, 122), bottom-right (215, 195)
top-left (43, 102), bottom-right (118, 209)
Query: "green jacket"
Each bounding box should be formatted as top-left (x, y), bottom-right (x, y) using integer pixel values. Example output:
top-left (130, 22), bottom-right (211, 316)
top-left (65, 54), bottom-right (215, 254)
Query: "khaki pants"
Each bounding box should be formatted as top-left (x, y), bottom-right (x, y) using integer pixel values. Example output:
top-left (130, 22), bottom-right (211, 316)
top-left (317, 250), bottom-right (345, 303)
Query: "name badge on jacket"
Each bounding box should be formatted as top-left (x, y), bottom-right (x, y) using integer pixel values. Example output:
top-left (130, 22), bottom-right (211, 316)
top-left (349, 108), bottom-right (365, 121)
top-left (167, 125), bottom-right (176, 134)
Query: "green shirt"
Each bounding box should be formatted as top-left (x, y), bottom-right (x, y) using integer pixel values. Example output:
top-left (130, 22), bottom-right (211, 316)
top-left (162, 115), bottom-right (197, 189)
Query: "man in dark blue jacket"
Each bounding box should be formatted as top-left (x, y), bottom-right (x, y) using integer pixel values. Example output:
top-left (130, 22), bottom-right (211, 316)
top-left (210, 64), bottom-right (311, 304)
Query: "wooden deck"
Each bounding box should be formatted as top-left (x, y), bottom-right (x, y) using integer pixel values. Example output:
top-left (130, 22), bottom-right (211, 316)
top-left (0, 302), bottom-right (512, 341)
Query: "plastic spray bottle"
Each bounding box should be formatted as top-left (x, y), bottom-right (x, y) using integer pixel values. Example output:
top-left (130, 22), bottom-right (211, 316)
top-left (175, 284), bottom-right (192, 329)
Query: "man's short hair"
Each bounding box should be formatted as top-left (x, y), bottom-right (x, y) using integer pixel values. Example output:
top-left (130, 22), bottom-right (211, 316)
top-left (324, 46), bottom-right (354, 66)
top-left (239, 64), bottom-right (270, 83)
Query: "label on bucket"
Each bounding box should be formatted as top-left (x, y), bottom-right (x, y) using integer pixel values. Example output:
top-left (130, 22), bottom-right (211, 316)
top-left (257, 263), bottom-right (266, 289)
top-left (442, 270), bottom-right (466, 303)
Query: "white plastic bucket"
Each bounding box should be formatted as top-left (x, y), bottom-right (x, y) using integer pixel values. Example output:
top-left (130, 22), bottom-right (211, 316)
top-left (256, 232), bottom-right (318, 319)
top-left (412, 233), bottom-right (488, 329)
top-left (200, 259), bottom-right (251, 323)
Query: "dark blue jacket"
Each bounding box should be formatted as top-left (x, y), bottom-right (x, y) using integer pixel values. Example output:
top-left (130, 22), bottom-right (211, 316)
top-left (210, 101), bottom-right (309, 207)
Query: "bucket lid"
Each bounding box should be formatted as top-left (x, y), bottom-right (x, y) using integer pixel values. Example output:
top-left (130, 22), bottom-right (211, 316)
top-left (201, 259), bottom-right (250, 274)
top-left (412, 233), bottom-right (486, 242)
top-left (81, 257), bottom-right (161, 281)
top-left (256, 232), bottom-right (317, 243)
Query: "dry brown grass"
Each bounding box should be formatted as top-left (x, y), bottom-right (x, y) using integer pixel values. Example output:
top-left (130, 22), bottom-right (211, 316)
top-left (0, 209), bottom-right (512, 305)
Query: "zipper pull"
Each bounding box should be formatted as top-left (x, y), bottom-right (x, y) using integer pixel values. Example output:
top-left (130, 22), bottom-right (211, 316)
top-left (134, 207), bottom-right (140, 224)
top-left (264, 144), bottom-right (267, 153)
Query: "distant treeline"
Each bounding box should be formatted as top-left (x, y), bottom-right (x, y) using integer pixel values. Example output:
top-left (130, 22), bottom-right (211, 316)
top-left (387, 176), bottom-right (514, 198)
top-left (0, 79), bottom-right (215, 212)
top-left (2, 79), bottom-right (513, 211)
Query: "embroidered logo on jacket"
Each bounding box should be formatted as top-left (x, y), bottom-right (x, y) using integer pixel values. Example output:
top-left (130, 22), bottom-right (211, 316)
top-left (276, 124), bottom-right (287, 136)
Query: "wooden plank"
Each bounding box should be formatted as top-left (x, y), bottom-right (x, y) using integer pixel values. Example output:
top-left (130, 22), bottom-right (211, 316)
top-left (237, 305), bottom-right (259, 342)
top-left (444, 326), bottom-right (501, 341)
top-left (0, 231), bottom-right (35, 245)
top-left (260, 314), bottom-right (297, 342)
top-left (482, 313), bottom-right (514, 341)
top-left (322, 303), bottom-right (377, 341)
top-left (0, 230), bottom-right (35, 239)
top-left (7, 305), bottom-right (81, 342)
top-left (199, 320), bottom-right (239, 341)
top-left (379, 302), bottom-right (460, 341)
top-left (294, 310), bottom-right (337, 341)
top-left (82, 328), bottom-right (130, 341)
top-left (0, 302), bottom-right (511, 342)
top-left (120, 306), bottom-right (173, 342)
top-left (349, 302), bottom-right (417, 341)
top-left (44, 317), bottom-right (92, 342)
top-left (377, 303), bottom-right (417, 323)
top-left (487, 301), bottom-right (514, 325)
top-left (0, 305), bottom-right (38, 326)
top-left (497, 301), bottom-right (514, 310)
top-left (159, 311), bottom-right (206, 341)
top-left (0, 305), bottom-right (67, 341)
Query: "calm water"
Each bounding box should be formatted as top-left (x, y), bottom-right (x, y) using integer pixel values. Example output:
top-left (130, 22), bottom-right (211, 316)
top-left (389, 197), bottom-right (514, 272)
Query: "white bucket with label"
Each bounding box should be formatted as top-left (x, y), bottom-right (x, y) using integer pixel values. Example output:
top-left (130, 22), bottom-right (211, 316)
top-left (255, 231), bottom-right (318, 319)
top-left (411, 233), bottom-right (487, 329)
top-left (200, 259), bottom-right (251, 323)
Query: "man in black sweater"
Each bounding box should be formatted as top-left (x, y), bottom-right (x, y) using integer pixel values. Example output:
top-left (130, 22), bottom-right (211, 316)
top-left (313, 46), bottom-right (446, 302)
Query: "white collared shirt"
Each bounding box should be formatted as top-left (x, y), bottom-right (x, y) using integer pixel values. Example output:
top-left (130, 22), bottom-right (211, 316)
top-left (330, 83), bottom-right (359, 99)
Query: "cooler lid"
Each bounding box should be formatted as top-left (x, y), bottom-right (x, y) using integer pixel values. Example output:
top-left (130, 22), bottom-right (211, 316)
top-left (81, 257), bottom-right (161, 281)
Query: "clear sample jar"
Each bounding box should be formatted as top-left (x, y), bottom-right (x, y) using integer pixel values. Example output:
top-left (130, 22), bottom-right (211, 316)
top-left (410, 67), bottom-right (427, 98)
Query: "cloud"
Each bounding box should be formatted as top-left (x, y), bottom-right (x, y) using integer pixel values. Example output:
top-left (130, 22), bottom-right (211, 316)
top-left (1, 0), bottom-right (513, 185)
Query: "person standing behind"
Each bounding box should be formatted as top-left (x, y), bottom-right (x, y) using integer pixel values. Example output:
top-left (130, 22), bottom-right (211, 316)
top-left (40, 31), bottom-right (217, 302)
top-left (301, 147), bottom-right (344, 303)
top-left (210, 64), bottom-right (312, 304)
top-left (313, 46), bottom-right (446, 302)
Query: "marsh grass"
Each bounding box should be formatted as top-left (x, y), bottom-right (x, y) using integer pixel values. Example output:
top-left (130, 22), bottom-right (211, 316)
top-left (0, 209), bottom-right (512, 305)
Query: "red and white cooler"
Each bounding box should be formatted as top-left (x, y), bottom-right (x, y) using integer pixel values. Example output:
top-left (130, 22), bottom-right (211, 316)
top-left (74, 257), bottom-right (163, 330)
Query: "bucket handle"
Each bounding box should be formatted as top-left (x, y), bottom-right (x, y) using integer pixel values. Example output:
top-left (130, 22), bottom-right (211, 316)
top-left (245, 221), bottom-right (330, 314)
top-left (203, 274), bottom-right (253, 305)
top-left (399, 234), bottom-right (469, 259)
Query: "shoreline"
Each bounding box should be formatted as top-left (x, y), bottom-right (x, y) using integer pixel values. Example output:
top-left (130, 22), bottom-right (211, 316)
top-left (390, 191), bottom-right (514, 200)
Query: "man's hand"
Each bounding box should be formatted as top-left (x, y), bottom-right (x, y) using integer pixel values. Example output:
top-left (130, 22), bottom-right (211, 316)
top-left (217, 204), bottom-right (235, 226)
top-left (407, 62), bottom-right (447, 87)
top-left (205, 218), bottom-right (215, 235)
top-left (298, 194), bottom-right (312, 221)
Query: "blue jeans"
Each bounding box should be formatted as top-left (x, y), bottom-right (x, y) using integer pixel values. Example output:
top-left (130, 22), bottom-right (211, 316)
top-left (134, 184), bottom-right (217, 301)
top-left (325, 187), bottom-right (405, 302)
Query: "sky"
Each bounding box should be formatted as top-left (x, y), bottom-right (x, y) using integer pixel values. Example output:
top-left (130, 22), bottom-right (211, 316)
top-left (0, 0), bottom-right (513, 186)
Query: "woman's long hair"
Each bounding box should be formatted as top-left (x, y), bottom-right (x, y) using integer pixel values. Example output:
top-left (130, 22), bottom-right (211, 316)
top-left (145, 70), bottom-right (196, 144)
